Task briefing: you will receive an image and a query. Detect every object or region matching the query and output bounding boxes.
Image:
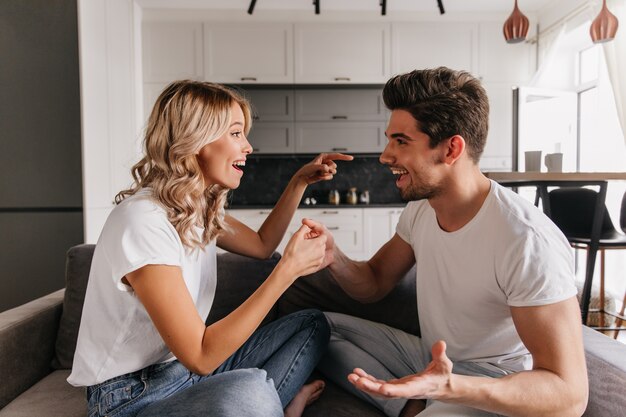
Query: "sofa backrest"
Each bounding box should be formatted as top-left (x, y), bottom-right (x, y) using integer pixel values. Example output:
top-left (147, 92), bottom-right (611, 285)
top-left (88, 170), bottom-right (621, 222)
top-left (52, 244), bottom-right (282, 370)
top-left (280, 266), bottom-right (419, 337)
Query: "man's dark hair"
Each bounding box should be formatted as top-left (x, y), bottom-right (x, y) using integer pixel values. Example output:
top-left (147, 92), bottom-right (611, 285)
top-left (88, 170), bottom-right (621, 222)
top-left (382, 67), bottom-right (489, 163)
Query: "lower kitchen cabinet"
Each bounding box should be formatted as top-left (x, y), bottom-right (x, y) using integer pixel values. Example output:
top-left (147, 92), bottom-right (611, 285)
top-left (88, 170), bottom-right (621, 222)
top-left (226, 207), bottom-right (404, 261)
top-left (363, 208), bottom-right (403, 256)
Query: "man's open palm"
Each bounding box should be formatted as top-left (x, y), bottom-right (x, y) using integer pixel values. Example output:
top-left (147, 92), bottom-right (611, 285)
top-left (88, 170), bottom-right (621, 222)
top-left (348, 341), bottom-right (453, 400)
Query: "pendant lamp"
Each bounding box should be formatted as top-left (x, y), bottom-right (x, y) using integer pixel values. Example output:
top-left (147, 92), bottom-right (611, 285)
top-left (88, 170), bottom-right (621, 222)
top-left (590, 0), bottom-right (619, 43)
top-left (503, 0), bottom-right (530, 44)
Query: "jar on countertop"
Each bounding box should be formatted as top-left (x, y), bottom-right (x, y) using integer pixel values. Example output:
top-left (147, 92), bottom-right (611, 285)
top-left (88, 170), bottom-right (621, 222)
top-left (359, 190), bottom-right (370, 205)
top-left (346, 187), bottom-right (358, 205)
top-left (328, 189), bottom-right (340, 205)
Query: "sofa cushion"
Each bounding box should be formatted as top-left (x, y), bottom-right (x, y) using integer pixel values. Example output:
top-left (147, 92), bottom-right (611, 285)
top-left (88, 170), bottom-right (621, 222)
top-left (0, 370), bottom-right (85, 417)
top-left (52, 244), bottom-right (95, 370)
top-left (206, 251), bottom-right (281, 326)
top-left (279, 266), bottom-right (419, 336)
top-left (582, 326), bottom-right (626, 417)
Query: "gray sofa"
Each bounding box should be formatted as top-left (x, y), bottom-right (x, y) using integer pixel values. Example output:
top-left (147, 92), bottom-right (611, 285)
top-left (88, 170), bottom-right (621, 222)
top-left (1, 244), bottom-right (625, 416)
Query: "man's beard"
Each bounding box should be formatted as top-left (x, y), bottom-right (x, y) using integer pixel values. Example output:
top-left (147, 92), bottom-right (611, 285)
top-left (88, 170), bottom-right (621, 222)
top-left (399, 183), bottom-right (441, 201)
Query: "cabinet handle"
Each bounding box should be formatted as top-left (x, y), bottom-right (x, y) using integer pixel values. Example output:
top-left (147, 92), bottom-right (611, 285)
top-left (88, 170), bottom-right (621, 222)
top-left (332, 147), bottom-right (348, 152)
top-left (331, 115), bottom-right (348, 120)
top-left (322, 210), bottom-right (339, 214)
top-left (334, 77), bottom-right (351, 81)
top-left (241, 77), bottom-right (258, 81)
top-left (328, 226), bottom-right (340, 230)
top-left (258, 210), bottom-right (271, 214)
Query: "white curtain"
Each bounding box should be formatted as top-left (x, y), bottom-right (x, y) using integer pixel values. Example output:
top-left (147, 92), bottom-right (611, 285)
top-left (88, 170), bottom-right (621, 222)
top-left (529, 25), bottom-right (566, 87)
top-left (603, 0), bottom-right (626, 144)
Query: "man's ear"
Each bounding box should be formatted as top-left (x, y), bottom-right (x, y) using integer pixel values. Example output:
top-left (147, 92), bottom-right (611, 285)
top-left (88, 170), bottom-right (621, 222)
top-left (443, 135), bottom-right (465, 164)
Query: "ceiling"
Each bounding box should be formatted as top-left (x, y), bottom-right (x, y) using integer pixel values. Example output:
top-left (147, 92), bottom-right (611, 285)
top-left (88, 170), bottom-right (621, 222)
top-left (136, 0), bottom-right (560, 14)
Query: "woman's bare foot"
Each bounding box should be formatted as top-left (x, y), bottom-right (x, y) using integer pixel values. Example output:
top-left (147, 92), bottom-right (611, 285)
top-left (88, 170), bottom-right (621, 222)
top-left (284, 380), bottom-right (325, 417)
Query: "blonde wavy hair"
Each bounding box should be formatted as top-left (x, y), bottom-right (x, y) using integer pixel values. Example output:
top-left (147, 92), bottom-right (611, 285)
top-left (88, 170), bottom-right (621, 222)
top-left (115, 80), bottom-right (252, 250)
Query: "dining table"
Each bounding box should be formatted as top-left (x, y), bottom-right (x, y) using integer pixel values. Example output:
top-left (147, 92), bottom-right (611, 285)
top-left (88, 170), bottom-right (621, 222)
top-left (483, 171), bottom-right (626, 326)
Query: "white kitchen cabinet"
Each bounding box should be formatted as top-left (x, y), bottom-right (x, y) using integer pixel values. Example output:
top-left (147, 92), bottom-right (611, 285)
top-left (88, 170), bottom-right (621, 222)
top-left (295, 89), bottom-right (387, 122)
top-left (142, 22), bottom-right (203, 83)
top-left (248, 122), bottom-right (295, 154)
top-left (203, 23), bottom-right (293, 84)
top-left (391, 22), bottom-right (478, 75)
top-left (294, 23), bottom-right (391, 84)
top-left (143, 82), bottom-right (168, 121)
top-left (363, 207), bottom-right (403, 257)
top-left (245, 89), bottom-right (295, 122)
top-left (480, 83), bottom-right (514, 171)
top-left (295, 122), bottom-right (386, 154)
top-left (478, 22), bottom-right (536, 84)
top-left (303, 208), bottom-right (364, 258)
top-left (226, 207), bottom-right (367, 259)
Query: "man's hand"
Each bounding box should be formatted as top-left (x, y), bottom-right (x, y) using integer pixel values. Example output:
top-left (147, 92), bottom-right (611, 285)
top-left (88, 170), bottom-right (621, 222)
top-left (301, 218), bottom-right (335, 269)
top-left (348, 341), bottom-right (453, 400)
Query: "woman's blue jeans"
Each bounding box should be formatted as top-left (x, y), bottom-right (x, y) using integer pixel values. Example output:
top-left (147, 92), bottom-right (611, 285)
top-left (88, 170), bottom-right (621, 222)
top-left (86, 309), bottom-right (330, 417)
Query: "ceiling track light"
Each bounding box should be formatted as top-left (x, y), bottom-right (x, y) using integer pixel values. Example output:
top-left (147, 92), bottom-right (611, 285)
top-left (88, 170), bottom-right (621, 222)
top-left (380, 0), bottom-right (386, 16)
top-left (313, 0), bottom-right (320, 15)
top-left (247, 0), bottom-right (256, 15)
top-left (503, 0), bottom-right (529, 44)
top-left (590, 0), bottom-right (619, 44)
top-left (437, 0), bottom-right (445, 15)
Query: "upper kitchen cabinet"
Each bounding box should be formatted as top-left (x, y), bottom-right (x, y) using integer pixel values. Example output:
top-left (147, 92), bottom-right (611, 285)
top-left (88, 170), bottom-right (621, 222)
top-left (245, 89), bottom-right (295, 122)
top-left (295, 89), bottom-right (387, 121)
top-left (478, 22), bottom-right (536, 83)
top-left (295, 122), bottom-right (386, 154)
top-left (391, 22), bottom-right (477, 75)
top-left (142, 22), bottom-right (203, 83)
top-left (294, 23), bottom-right (391, 84)
top-left (203, 23), bottom-right (293, 84)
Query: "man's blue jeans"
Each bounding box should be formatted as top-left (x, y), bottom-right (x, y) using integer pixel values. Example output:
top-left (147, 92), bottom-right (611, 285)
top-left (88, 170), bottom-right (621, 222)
top-left (86, 309), bottom-right (330, 417)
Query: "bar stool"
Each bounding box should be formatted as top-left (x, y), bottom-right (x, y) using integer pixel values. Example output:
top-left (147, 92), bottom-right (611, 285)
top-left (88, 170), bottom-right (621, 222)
top-left (548, 187), bottom-right (626, 335)
top-left (615, 192), bottom-right (626, 333)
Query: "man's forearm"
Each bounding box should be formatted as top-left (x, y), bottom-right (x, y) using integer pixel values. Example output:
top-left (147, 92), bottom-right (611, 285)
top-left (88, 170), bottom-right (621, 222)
top-left (327, 247), bottom-right (385, 303)
top-left (445, 370), bottom-right (587, 417)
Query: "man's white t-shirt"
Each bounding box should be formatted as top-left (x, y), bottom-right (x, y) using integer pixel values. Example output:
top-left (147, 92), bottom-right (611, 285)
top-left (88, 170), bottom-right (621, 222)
top-left (68, 189), bottom-right (217, 386)
top-left (396, 180), bottom-right (576, 372)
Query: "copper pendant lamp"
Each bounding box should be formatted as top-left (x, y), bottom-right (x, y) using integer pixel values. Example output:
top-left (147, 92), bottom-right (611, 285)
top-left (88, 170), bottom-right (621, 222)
top-left (590, 0), bottom-right (619, 44)
top-left (503, 0), bottom-right (530, 44)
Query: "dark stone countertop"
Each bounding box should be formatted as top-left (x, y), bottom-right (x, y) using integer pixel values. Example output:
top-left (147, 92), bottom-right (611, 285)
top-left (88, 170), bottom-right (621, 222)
top-left (227, 203), bottom-right (406, 210)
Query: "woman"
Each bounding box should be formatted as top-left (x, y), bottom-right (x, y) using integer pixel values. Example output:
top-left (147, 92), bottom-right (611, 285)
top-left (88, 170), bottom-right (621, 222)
top-left (68, 80), bottom-right (353, 417)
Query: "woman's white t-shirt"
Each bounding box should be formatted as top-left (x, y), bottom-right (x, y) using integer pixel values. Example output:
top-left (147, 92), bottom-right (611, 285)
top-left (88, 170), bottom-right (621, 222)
top-left (68, 189), bottom-right (217, 386)
top-left (396, 180), bottom-right (577, 372)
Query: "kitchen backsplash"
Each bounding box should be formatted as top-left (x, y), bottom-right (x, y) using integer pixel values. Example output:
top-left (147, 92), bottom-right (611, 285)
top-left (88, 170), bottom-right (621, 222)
top-left (227, 155), bottom-right (404, 207)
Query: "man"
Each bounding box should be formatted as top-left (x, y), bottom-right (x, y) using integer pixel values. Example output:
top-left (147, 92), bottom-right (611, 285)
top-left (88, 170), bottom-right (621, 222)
top-left (303, 67), bottom-right (588, 417)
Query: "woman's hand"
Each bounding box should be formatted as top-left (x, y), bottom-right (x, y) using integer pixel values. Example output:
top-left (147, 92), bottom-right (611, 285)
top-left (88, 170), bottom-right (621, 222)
top-left (279, 224), bottom-right (327, 280)
top-left (294, 153), bottom-right (354, 186)
top-left (301, 218), bottom-right (335, 269)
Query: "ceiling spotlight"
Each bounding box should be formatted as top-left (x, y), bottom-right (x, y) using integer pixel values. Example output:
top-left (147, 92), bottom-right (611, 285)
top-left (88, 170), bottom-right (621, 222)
top-left (590, 0), bottom-right (619, 43)
top-left (313, 0), bottom-right (320, 15)
top-left (380, 0), bottom-right (386, 16)
top-left (247, 0), bottom-right (256, 15)
top-left (503, 0), bottom-right (529, 44)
